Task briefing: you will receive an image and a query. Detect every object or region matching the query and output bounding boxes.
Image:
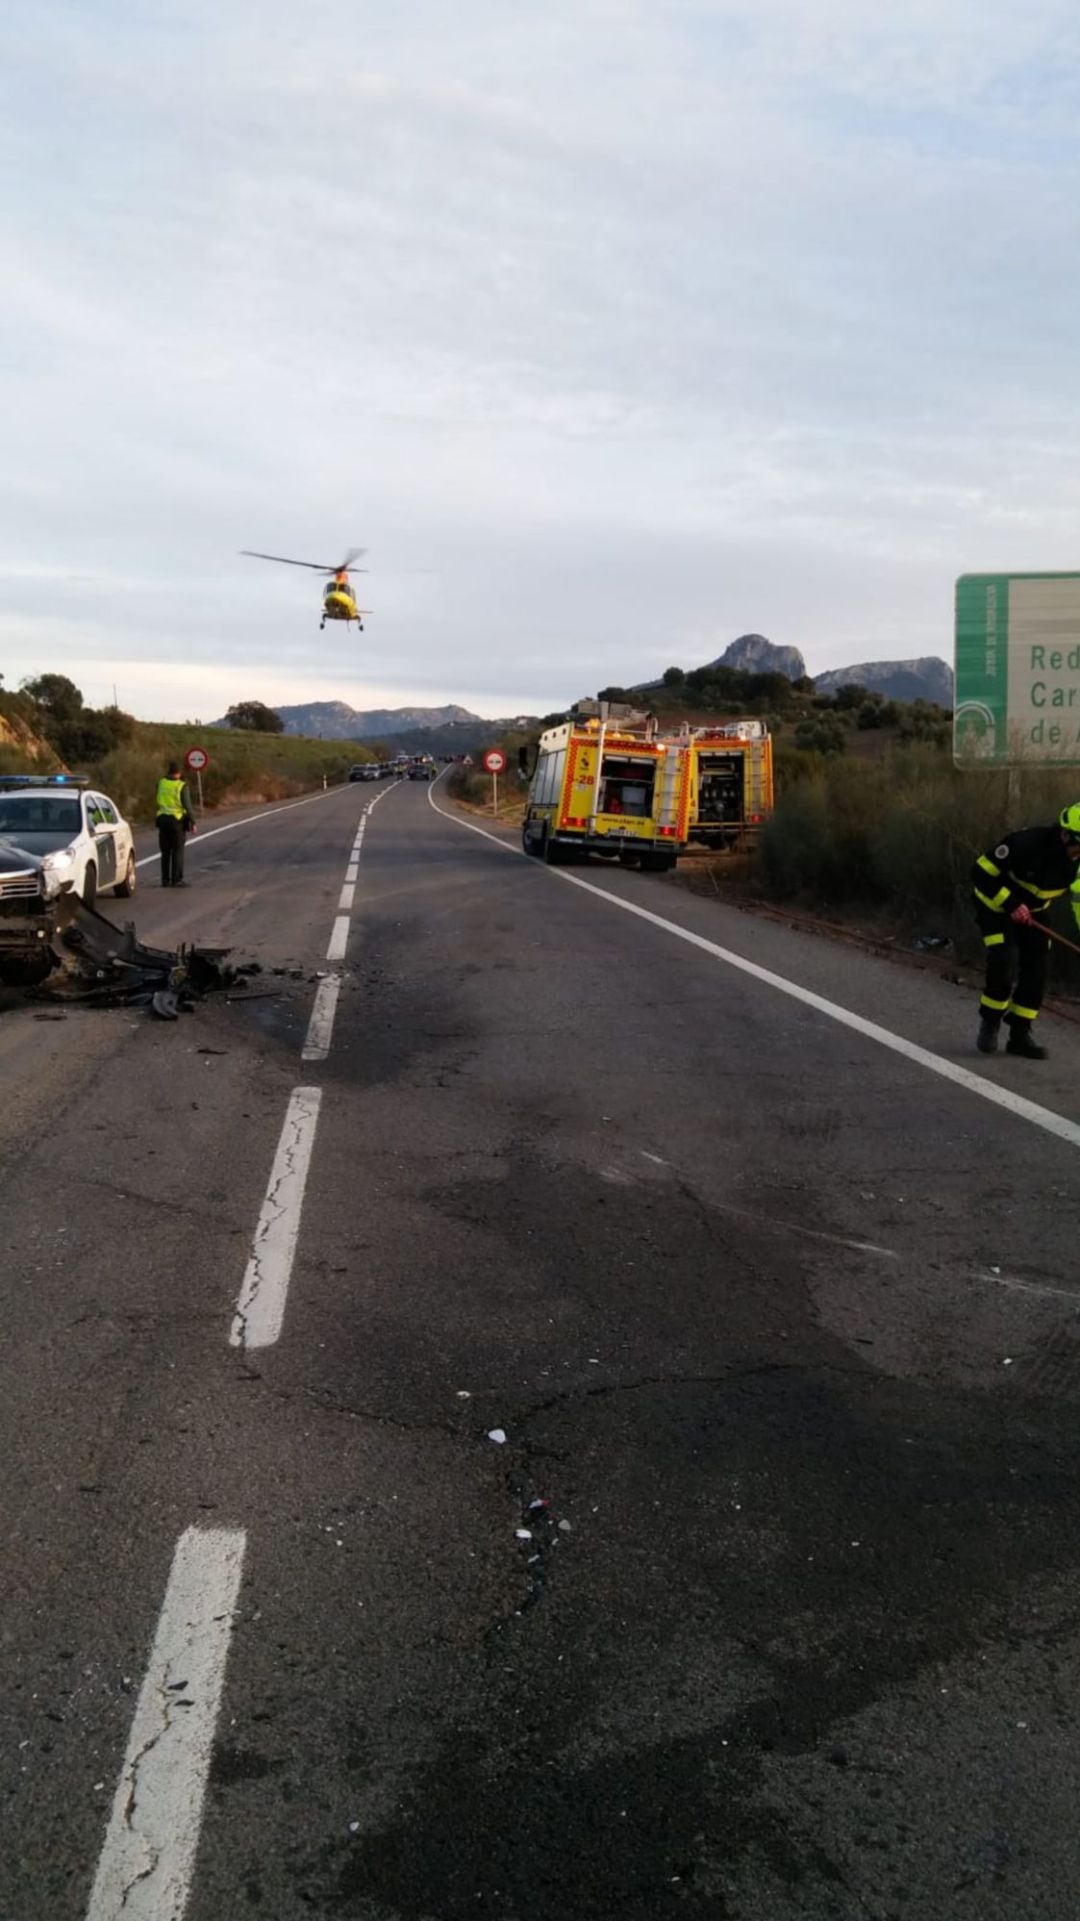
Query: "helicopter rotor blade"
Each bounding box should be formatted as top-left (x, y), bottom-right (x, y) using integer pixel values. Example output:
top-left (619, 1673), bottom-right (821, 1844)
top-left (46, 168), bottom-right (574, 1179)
top-left (337, 545), bottom-right (368, 571)
top-left (240, 549), bottom-right (339, 573)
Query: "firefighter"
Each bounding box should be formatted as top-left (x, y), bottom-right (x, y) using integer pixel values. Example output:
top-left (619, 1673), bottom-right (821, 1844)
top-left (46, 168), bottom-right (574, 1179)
top-left (973, 803), bottom-right (1080, 1059)
top-left (155, 760), bottom-right (195, 888)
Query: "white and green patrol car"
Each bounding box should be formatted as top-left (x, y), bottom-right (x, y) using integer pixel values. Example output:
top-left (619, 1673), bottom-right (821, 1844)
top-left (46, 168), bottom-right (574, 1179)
top-left (0, 775), bottom-right (137, 910)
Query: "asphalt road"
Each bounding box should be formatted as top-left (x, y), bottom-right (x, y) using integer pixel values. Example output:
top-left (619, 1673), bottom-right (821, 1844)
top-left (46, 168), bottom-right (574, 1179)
top-left (5, 774), bottom-right (1080, 1920)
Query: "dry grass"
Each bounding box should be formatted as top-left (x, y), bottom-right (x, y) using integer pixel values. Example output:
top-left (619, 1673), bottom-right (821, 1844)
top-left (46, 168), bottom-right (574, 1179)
top-left (77, 726), bottom-right (371, 821)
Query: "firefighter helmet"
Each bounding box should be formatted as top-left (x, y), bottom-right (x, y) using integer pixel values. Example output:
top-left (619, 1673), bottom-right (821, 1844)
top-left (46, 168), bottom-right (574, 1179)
top-left (1060, 803), bottom-right (1080, 836)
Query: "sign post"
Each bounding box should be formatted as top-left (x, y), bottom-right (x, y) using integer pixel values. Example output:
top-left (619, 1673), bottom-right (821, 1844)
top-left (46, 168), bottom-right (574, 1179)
top-left (483, 748), bottom-right (506, 814)
top-left (955, 573), bottom-right (1080, 768)
top-left (184, 745), bottom-right (210, 814)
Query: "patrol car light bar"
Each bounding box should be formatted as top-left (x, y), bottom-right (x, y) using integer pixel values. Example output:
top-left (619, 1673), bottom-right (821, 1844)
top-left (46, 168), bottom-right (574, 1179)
top-left (0, 774), bottom-right (90, 791)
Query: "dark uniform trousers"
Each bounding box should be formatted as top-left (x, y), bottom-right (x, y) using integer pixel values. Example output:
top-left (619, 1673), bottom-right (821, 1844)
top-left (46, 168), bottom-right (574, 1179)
top-left (157, 815), bottom-right (186, 886)
top-left (975, 908), bottom-right (1049, 1030)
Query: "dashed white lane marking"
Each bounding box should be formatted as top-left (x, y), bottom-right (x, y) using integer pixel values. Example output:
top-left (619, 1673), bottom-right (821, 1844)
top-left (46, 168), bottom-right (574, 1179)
top-left (85, 1527), bottom-right (246, 1921)
top-left (302, 975), bottom-right (342, 1063)
top-left (427, 779), bottom-right (1080, 1156)
top-left (298, 777), bottom-right (399, 1064)
top-left (230, 1088), bottom-right (322, 1349)
top-left (134, 784), bottom-right (348, 869)
top-left (326, 915), bottom-right (350, 963)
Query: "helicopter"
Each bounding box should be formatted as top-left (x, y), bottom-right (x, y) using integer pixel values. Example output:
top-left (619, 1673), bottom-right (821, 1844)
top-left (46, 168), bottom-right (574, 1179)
top-left (241, 545), bottom-right (374, 631)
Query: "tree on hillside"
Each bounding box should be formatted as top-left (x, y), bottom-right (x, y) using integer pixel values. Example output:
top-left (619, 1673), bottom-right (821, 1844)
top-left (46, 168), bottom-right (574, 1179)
top-left (22, 673), bottom-right (84, 724)
top-left (794, 714), bottom-right (848, 756)
top-left (662, 666), bottom-right (685, 687)
top-left (17, 672), bottom-right (134, 762)
top-left (225, 701), bottom-right (285, 734)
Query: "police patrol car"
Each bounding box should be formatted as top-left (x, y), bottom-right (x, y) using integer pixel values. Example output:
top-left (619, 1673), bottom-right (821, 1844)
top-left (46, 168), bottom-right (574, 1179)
top-left (0, 775), bottom-right (137, 909)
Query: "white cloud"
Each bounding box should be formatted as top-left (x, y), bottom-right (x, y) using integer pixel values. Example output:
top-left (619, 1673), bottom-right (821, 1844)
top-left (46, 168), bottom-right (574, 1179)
top-left (1, 0), bottom-right (1079, 713)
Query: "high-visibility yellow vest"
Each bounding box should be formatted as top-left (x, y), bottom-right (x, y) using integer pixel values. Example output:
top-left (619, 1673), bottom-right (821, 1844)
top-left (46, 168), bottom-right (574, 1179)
top-left (156, 777), bottom-right (186, 819)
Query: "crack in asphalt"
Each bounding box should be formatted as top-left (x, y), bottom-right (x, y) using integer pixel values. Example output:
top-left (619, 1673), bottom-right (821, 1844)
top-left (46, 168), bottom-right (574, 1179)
top-left (236, 1369), bottom-right (460, 1440)
top-left (231, 1133), bottom-right (303, 1349)
top-left (114, 1660), bottom-right (181, 1910)
top-left (235, 1357), bottom-right (876, 1445)
top-left (61, 1168), bottom-right (245, 1230)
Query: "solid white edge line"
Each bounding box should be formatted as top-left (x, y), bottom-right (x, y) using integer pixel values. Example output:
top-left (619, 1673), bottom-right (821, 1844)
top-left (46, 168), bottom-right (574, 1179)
top-left (427, 777), bottom-right (1080, 1154)
top-left (302, 973), bottom-right (342, 1063)
top-left (135, 783), bottom-right (358, 869)
top-left (338, 882), bottom-right (356, 913)
top-left (230, 1087), bottom-right (322, 1349)
top-left (326, 915), bottom-right (350, 962)
top-left (85, 1527), bottom-right (246, 1921)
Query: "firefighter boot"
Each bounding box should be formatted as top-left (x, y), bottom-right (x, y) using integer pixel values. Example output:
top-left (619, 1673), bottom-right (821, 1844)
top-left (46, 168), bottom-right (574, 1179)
top-left (976, 1015), bottom-right (1000, 1054)
top-left (1005, 1021), bottom-right (1048, 1061)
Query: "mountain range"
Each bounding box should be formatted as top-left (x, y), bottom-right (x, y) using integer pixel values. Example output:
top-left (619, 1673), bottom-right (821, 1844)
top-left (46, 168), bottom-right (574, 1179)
top-left (637, 636), bottom-right (952, 704)
top-left (232, 699), bottom-right (536, 758)
top-left (812, 656), bottom-right (954, 705)
top-left (707, 636), bottom-right (953, 705)
top-left (213, 640), bottom-right (952, 751)
top-left (271, 700), bottom-right (481, 739)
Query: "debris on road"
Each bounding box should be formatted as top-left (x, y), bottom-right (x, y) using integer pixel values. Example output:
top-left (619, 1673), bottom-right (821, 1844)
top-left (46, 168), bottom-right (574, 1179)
top-left (2, 895), bottom-right (240, 1019)
top-left (487, 1428), bottom-right (507, 1445)
top-left (510, 1487), bottom-right (571, 1613)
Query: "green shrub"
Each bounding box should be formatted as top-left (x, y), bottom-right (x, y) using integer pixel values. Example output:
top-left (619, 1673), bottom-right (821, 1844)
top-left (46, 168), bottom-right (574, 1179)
top-left (758, 742), bottom-right (1080, 982)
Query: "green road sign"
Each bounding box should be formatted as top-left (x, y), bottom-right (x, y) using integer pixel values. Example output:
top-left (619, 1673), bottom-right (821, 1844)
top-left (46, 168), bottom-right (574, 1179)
top-left (956, 573), bottom-right (1080, 766)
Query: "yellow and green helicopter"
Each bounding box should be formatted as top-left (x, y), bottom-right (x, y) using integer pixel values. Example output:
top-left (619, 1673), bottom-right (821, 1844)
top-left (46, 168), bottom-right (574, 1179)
top-left (241, 545), bottom-right (373, 631)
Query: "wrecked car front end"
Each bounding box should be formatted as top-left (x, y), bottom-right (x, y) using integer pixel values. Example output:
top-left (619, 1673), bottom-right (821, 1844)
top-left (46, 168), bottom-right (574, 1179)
top-left (0, 839), bottom-right (57, 980)
top-left (1, 840), bottom-right (237, 1014)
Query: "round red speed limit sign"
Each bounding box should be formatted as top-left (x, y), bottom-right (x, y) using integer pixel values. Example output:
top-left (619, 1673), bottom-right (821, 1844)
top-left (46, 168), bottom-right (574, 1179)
top-left (184, 746), bottom-right (210, 773)
top-left (483, 749), bottom-right (507, 774)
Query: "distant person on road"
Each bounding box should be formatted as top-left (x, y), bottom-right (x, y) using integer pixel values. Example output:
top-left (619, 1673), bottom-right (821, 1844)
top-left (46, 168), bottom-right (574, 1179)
top-left (973, 804), bottom-right (1080, 1059)
top-left (156, 760), bottom-right (195, 888)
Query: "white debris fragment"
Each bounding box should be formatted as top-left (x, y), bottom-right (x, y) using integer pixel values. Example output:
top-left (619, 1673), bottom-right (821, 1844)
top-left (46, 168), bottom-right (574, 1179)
top-left (487, 1428), bottom-right (507, 1445)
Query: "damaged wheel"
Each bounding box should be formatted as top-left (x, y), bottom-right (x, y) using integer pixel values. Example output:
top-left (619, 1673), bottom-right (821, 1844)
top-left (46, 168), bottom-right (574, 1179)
top-left (81, 862), bottom-right (98, 910)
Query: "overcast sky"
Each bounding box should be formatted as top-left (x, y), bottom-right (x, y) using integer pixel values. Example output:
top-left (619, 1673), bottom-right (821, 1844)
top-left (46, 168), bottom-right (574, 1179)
top-left (2, 0), bottom-right (1079, 719)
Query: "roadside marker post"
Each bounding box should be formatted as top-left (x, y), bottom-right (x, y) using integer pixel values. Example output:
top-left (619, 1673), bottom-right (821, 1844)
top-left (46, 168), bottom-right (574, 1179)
top-left (483, 748), bottom-right (507, 815)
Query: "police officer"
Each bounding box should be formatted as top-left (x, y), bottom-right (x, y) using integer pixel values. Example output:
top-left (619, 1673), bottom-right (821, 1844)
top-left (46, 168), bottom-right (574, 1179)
top-left (973, 803), bottom-right (1080, 1059)
top-left (155, 760), bottom-right (195, 888)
